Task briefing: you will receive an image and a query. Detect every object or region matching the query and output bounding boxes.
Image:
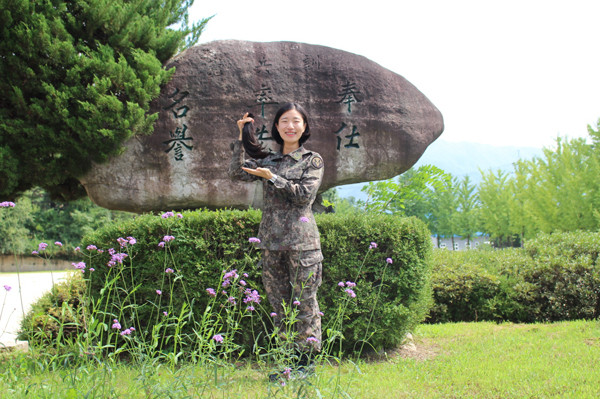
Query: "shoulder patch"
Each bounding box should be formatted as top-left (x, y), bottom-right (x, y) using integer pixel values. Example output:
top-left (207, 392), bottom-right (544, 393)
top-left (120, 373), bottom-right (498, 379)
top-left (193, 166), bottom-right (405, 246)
top-left (311, 155), bottom-right (324, 169)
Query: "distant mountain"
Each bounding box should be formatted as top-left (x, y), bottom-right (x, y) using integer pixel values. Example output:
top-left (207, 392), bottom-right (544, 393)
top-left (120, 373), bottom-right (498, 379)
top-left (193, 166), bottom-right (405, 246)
top-left (335, 139), bottom-right (544, 200)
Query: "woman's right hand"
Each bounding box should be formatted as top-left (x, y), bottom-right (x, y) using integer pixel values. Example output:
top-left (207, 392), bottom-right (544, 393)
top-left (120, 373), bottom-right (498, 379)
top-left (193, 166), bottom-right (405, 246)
top-left (237, 112), bottom-right (254, 140)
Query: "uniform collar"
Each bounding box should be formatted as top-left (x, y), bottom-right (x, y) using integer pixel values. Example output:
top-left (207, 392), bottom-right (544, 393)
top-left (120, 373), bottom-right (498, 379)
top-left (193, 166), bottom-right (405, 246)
top-left (285, 146), bottom-right (311, 162)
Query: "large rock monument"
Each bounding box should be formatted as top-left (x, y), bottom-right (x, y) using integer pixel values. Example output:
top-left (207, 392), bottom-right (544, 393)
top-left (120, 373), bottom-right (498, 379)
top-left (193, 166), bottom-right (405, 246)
top-left (79, 40), bottom-right (444, 213)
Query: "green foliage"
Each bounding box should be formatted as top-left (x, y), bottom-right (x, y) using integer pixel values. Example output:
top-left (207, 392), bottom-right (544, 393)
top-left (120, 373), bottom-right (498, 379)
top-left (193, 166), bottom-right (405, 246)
top-left (0, 196), bottom-right (33, 254)
top-left (34, 209), bottom-right (432, 355)
top-left (0, 188), bottom-right (134, 255)
top-left (19, 272), bottom-right (87, 343)
top-left (0, 0), bottom-right (211, 201)
top-left (362, 165), bottom-right (450, 216)
top-left (428, 231), bottom-right (600, 323)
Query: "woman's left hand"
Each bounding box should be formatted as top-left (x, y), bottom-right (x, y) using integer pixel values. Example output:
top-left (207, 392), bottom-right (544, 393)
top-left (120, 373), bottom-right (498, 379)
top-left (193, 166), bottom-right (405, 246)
top-left (241, 167), bottom-right (274, 180)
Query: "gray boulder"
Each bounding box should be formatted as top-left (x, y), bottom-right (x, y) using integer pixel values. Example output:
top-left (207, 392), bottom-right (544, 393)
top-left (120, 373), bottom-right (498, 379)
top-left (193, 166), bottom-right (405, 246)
top-left (80, 40), bottom-right (444, 212)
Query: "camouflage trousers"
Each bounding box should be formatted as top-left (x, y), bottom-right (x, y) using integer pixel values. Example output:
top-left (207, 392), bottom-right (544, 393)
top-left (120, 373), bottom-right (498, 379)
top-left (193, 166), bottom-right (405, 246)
top-left (261, 249), bottom-right (323, 352)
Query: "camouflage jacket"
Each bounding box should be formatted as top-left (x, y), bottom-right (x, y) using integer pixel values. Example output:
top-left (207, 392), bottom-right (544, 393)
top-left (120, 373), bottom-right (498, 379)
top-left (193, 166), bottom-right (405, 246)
top-left (228, 140), bottom-right (324, 251)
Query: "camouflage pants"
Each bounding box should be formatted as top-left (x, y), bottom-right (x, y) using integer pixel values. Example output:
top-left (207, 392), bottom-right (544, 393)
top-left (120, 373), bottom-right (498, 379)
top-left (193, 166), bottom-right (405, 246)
top-left (261, 249), bottom-right (323, 352)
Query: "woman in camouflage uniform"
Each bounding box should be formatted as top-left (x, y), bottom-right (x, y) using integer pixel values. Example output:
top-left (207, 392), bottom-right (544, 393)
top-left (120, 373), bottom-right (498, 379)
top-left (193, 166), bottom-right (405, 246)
top-left (228, 103), bottom-right (324, 369)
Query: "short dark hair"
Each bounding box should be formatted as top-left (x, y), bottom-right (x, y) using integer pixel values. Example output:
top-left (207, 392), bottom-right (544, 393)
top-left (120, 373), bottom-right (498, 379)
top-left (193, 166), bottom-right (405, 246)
top-left (270, 102), bottom-right (311, 146)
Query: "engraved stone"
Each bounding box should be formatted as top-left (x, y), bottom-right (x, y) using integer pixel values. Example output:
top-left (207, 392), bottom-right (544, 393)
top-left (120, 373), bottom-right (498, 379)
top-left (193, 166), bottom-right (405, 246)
top-left (79, 40), bottom-right (444, 212)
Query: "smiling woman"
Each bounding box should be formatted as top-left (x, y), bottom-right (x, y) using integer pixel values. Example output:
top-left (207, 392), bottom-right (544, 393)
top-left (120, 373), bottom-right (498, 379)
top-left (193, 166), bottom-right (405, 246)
top-left (229, 102), bottom-right (324, 377)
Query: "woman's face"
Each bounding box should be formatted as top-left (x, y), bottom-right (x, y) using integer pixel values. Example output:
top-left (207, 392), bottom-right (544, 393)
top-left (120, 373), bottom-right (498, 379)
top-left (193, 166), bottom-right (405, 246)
top-left (276, 109), bottom-right (306, 148)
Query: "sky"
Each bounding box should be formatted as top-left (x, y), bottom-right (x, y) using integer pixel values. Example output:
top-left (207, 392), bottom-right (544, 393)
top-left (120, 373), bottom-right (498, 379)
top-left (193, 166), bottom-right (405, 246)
top-left (189, 0), bottom-right (600, 149)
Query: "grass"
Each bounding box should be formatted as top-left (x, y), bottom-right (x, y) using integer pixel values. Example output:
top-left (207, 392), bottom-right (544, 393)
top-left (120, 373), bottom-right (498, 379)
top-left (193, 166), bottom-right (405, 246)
top-left (1, 320), bottom-right (599, 398)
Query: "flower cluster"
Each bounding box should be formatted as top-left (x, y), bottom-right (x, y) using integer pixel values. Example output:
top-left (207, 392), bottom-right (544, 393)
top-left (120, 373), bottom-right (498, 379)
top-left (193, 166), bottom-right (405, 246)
top-left (120, 327), bottom-right (135, 336)
top-left (248, 237), bottom-right (261, 243)
top-left (243, 289), bottom-right (260, 311)
top-left (0, 201), bottom-right (16, 207)
top-left (222, 269), bottom-right (239, 288)
top-left (107, 249), bottom-right (128, 267)
top-left (339, 280), bottom-right (357, 298)
top-left (165, 268), bottom-right (174, 274)
top-left (4, 285), bottom-right (11, 292)
top-left (117, 236), bottom-right (136, 247)
top-left (299, 216), bottom-right (309, 223)
top-left (161, 211), bottom-right (184, 219)
top-left (206, 288), bottom-right (217, 297)
top-left (369, 241), bottom-right (378, 249)
top-left (72, 261), bottom-right (87, 273)
top-left (212, 334), bottom-right (224, 343)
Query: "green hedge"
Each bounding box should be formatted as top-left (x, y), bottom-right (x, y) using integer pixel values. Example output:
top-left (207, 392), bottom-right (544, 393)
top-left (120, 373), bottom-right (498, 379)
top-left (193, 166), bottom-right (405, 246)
top-left (428, 231), bottom-right (600, 323)
top-left (47, 210), bottom-right (433, 354)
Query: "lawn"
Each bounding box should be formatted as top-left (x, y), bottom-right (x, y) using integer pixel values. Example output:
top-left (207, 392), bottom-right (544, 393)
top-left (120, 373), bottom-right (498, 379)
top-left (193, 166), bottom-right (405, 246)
top-left (1, 320), bottom-right (598, 398)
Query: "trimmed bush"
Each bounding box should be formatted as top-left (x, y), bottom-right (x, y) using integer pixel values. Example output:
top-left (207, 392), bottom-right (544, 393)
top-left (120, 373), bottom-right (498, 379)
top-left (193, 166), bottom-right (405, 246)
top-left (25, 210), bottom-right (432, 355)
top-left (428, 231), bottom-right (600, 323)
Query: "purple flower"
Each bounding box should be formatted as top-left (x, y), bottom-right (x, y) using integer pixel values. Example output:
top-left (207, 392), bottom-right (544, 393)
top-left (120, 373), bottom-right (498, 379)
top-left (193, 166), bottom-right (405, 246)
top-left (0, 201), bottom-right (16, 207)
top-left (318, 311), bottom-right (324, 317)
top-left (165, 268), bottom-right (174, 274)
top-left (282, 367), bottom-right (292, 379)
top-left (158, 242), bottom-right (165, 248)
top-left (156, 290), bottom-right (162, 295)
top-left (228, 296), bottom-right (236, 305)
top-left (243, 289), bottom-right (261, 304)
top-left (38, 242), bottom-right (48, 252)
top-left (243, 273), bottom-right (249, 278)
top-left (4, 285), bottom-right (11, 291)
top-left (31, 250), bottom-right (38, 255)
top-left (127, 236), bottom-right (137, 245)
top-left (299, 216), bottom-right (309, 223)
top-left (72, 261), bottom-right (86, 270)
top-left (89, 268), bottom-right (95, 272)
top-left (293, 300), bottom-right (301, 306)
top-left (337, 281), bottom-right (345, 287)
top-left (120, 328), bottom-right (132, 336)
top-left (163, 235), bottom-right (175, 242)
top-left (345, 281), bottom-right (356, 288)
top-left (246, 305), bottom-right (255, 312)
top-left (74, 246), bottom-right (81, 252)
top-left (163, 311), bottom-right (168, 316)
top-left (54, 241), bottom-right (63, 247)
top-left (117, 237), bottom-right (128, 247)
top-left (240, 280), bottom-right (247, 286)
top-left (161, 211), bottom-right (174, 218)
top-left (177, 213), bottom-right (183, 219)
top-left (112, 319), bottom-right (121, 330)
top-left (222, 279), bottom-right (231, 288)
top-left (369, 242), bottom-right (378, 249)
top-left (386, 258), bottom-right (393, 264)
top-left (306, 337), bottom-right (320, 343)
top-left (248, 237), bottom-right (261, 243)
top-left (107, 252), bottom-right (128, 267)
top-left (98, 249), bottom-right (104, 254)
top-left (223, 269), bottom-right (239, 280)
top-left (270, 312), bottom-right (277, 317)
top-left (108, 248), bottom-right (116, 255)
top-left (86, 244), bottom-right (97, 251)
top-left (206, 288), bottom-right (217, 297)
top-left (213, 334), bottom-right (224, 343)
top-left (345, 288), bottom-right (356, 298)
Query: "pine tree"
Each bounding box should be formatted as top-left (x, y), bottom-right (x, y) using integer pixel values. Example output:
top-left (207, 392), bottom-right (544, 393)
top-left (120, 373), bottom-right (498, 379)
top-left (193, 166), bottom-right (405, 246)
top-left (0, 0), bottom-right (210, 201)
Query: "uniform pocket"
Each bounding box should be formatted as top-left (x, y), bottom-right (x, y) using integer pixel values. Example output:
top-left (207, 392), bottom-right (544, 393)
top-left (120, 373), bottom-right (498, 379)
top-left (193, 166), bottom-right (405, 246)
top-left (299, 249), bottom-right (324, 267)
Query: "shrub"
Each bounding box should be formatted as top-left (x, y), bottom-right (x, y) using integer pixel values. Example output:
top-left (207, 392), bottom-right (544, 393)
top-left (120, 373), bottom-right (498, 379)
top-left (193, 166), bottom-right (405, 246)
top-left (428, 231), bottom-right (600, 323)
top-left (22, 209), bottom-right (433, 356)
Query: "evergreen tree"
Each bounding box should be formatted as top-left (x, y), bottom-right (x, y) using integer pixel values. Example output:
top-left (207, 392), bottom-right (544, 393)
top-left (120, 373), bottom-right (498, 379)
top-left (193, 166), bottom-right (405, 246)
top-left (0, 0), bottom-right (210, 201)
